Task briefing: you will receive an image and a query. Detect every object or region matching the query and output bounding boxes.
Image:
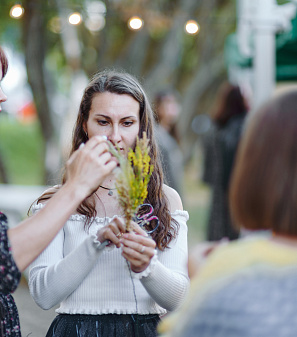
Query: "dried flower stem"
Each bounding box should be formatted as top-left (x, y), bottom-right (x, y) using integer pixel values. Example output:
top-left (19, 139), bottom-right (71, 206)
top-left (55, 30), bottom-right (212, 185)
top-left (108, 132), bottom-right (154, 231)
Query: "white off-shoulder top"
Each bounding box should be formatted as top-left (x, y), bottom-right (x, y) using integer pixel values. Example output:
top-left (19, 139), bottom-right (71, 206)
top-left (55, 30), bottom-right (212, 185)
top-left (29, 204), bottom-right (189, 316)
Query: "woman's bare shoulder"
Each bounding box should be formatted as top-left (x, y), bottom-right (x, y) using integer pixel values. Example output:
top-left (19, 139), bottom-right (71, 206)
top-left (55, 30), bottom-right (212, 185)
top-left (162, 184), bottom-right (183, 212)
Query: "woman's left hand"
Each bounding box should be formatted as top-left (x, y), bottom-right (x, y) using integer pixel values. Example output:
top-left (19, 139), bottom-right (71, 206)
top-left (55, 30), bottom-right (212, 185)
top-left (120, 222), bottom-right (156, 273)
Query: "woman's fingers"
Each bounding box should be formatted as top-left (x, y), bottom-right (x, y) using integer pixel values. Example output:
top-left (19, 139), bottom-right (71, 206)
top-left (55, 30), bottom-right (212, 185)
top-left (76, 136), bottom-right (111, 163)
top-left (83, 135), bottom-right (107, 151)
top-left (88, 141), bottom-right (110, 159)
top-left (111, 217), bottom-right (126, 233)
top-left (97, 217), bottom-right (156, 272)
top-left (79, 137), bottom-right (117, 174)
top-left (120, 232), bottom-right (156, 272)
top-left (121, 242), bottom-right (155, 259)
top-left (130, 221), bottom-right (148, 237)
top-left (65, 136), bottom-right (117, 197)
top-left (119, 220), bottom-right (155, 256)
top-left (121, 250), bottom-right (151, 270)
top-left (97, 217), bottom-right (126, 248)
top-left (121, 233), bottom-right (156, 253)
top-left (121, 245), bottom-right (155, 273)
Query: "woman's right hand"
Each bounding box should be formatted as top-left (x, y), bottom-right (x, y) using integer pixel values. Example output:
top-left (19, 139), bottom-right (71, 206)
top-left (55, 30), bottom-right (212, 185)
top-left (188, 239), bottom-right (229, 279)
top-left (96, 217), bottom-right (147, 248)
top-left (65, 136), bottom-right (117, 199)
top-left (96, 217), bottom-right (127, 248)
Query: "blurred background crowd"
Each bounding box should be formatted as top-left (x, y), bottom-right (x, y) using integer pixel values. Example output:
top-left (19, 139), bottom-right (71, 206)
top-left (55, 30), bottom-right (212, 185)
top-left (1, 0), bottom-right (297, 334)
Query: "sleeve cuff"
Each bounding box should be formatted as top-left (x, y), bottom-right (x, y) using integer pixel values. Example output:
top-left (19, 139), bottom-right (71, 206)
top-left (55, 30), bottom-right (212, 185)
top-left (131, 249), bottom-right (158, 279)
top-left (91, 233), bottom-right (102, 248)
top-left (91, 233), bottom-right (116, 252)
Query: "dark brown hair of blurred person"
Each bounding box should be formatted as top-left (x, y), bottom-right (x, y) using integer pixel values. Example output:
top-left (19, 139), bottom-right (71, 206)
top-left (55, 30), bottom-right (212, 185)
top-left (0, 47), bottom-right (8, 78)
top-left (230, 89), bottom-right (297, 236)
top-left (212, 83), bottom-right (247, 126)
top-left (154, 89), bottom-right (181, 145)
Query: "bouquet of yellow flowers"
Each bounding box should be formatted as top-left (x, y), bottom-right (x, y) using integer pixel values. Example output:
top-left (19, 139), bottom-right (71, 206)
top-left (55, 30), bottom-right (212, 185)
top-left (108, 132), bottom-right (154, 231)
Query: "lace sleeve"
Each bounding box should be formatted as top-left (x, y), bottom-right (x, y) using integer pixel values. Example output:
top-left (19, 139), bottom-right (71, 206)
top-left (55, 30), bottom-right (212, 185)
top-left (0, 213), bottom-right (21, 295)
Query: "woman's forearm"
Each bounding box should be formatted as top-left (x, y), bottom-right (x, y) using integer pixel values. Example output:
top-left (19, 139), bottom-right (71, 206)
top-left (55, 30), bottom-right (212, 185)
top-left (29, 235), bottom-right (105, 309)
top-left (138, 213), bottom-right (190, 311)
top-left (7, 182), bottom-right (86, 272)
top-left (141, 261), bottom-right (189, 311)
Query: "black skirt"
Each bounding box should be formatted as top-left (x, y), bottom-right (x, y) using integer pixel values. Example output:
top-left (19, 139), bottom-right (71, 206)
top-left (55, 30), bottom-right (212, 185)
top-left (46, 313), bottom-right (160, 337)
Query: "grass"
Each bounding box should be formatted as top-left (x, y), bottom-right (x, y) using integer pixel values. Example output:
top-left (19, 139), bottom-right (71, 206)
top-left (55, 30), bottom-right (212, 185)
top-left (182, 143), bottom-right (211, 247)
top-left (186, 201), bottom-right (209, 246)
top-left (0, 115), bottom-right (44, 185)
top-left (183, 176), bottom-right (210, 248)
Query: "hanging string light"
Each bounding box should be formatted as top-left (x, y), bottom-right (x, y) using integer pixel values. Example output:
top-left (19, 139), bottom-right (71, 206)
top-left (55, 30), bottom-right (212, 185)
top-left (85, 1), bottom-right (106, 32)
top-left (185, 20), bottom-right (200, 35)
top-left (10, 4), bottom-right (25, 19)
top-left (128, 16), bottom-right (143, 30)
top-left (7, 4), bottom-right (202, 36)
top-left (68, 12), bottom-right (82, 25)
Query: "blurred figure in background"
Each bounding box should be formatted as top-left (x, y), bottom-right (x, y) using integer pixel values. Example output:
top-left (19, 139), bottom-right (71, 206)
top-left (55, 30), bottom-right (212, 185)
top-left (160, 88), bottom-right (297, 337)
top-left (154, 89), bottom-right (184, 197)
top-left (202, 82), bottom-right (248, 241)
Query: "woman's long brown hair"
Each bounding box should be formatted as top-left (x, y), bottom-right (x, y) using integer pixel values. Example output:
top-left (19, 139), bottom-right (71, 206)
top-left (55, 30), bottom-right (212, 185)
top-left (212, 82), bottom-right (247, 127)
top-left (38, 70), bottom-right (179, 250)
top-left (0, 47), bottom-right (8, 78)
top-left (230, 89), bottom-right (297, 236)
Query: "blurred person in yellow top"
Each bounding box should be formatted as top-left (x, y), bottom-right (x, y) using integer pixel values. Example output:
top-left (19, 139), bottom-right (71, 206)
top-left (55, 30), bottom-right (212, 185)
top-left (159, 88), bottom-right (297, 337)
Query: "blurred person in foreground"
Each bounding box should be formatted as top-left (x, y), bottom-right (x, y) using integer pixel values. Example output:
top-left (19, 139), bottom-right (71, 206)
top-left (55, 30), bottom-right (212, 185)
top-left (154, 89), bottom-right (184, 197)
top-left (29, 71), bottom-right (189, 337)
top-left (0, 47), bottom-right (117, 336)
top-left (202, 82), bottom-right (248, 241)
top-left (160, 89), bottom-right (297, 336)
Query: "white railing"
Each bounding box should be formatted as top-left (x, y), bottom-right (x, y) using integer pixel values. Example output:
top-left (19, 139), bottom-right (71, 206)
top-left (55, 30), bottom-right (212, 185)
top-left (0, 184), bottom-right (47, 228)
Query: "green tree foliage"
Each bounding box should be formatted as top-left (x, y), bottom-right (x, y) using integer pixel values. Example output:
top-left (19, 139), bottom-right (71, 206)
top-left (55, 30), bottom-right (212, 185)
top-left (0, 0), bottom-right (236, 183)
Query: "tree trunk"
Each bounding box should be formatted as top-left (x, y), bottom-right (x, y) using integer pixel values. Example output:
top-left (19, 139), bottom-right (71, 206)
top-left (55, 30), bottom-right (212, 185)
top-left (0, 151), bottom-right (9, 183)
top-left (22, 0), bottom-right (59, 183)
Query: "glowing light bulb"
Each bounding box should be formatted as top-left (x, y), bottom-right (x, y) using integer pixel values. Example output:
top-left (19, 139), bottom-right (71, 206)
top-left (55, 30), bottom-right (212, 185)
top-left (68, 12), bottom-right (82, 25)
top-left (185, 20), bottom-right (199, 35)
top-left (128, 16), bottom-right (143, 30)
top-left (10, 4), bottom-right (25, 19)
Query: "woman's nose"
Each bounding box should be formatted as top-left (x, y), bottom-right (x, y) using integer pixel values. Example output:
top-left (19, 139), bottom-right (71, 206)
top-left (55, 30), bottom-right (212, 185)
top-left (0, 87), bottom-right (7, 103)
top-left (0, 87), bottom-right (7, 111)
top-left (108, 126), bottom-right (121, 145)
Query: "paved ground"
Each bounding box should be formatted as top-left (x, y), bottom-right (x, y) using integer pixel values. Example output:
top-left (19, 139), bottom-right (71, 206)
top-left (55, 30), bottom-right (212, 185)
top-left (13, 277), bottom-right (58, 337)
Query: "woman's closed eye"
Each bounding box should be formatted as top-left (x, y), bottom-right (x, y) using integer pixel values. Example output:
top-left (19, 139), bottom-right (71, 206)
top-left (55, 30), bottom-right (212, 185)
top-left (122, 120), bottom-right (134, 127)
top-left (97, 120), bottom-right (109, 126)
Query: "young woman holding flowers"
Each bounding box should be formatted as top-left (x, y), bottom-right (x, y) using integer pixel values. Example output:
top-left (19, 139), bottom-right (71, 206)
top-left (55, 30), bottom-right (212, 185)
top-left (29, 70), bottom-right (189, 337)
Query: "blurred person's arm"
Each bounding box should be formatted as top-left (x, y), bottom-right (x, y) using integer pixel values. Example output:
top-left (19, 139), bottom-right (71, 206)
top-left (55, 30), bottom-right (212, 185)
top-left (188, 239), bottom-right (229, 279)
top-left (8, 136), bottom-right (116, 272)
